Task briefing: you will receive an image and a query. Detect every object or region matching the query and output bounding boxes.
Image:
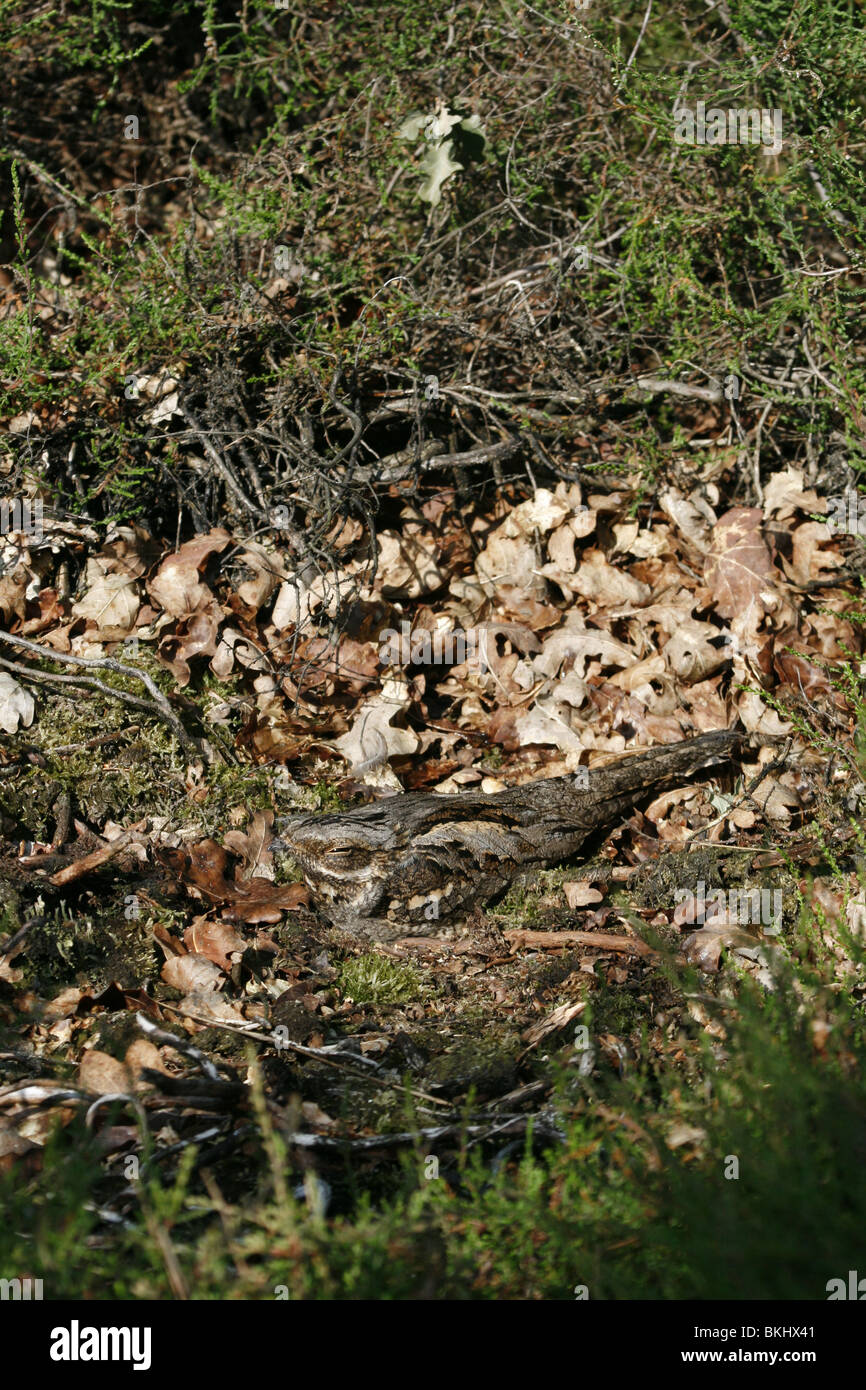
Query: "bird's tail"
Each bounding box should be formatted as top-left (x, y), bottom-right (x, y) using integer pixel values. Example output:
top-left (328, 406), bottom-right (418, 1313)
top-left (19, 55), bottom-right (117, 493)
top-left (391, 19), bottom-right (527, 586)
top-left (589, 728), bottom-right (742, 802)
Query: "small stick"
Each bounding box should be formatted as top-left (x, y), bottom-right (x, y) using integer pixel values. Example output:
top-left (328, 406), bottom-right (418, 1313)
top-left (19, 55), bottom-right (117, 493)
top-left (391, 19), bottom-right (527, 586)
top-left (504, 928), bottom-right (657, 957)
top-left (48, 820), bottom-right (147, 886)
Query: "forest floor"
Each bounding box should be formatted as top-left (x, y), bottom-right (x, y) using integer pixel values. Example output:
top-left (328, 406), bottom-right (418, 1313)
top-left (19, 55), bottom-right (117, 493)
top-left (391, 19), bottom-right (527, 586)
top-left (0, 0), bottom-right (865, 1299)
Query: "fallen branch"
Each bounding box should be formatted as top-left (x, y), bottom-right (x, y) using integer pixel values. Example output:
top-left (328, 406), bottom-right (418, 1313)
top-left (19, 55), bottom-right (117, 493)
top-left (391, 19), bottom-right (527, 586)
top-left (504, 928), bottom-right (657, 957)
top-left (274, 1112), bottom-right (564, 1153)
top-left (634, 376), bottom-right (723, 404)
top-left (48, 820), bottom-right (147, 887)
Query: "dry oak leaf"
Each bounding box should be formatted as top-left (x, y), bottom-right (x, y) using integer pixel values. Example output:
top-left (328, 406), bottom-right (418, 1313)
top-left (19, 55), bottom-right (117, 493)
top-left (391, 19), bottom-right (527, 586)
top-left (0, 566), bottom-right (29, 622)
top-left (515, 489), bottom-right (572, 534)
top-left (521, 999), bottom-right (586, 1050)
top-left (474, 490), bottom-right (570, 599)
top-left (643, 784), bottom-right (707, 835)
top-left (0, 1118), bottom-right (42, 1173)
top-left (512, 698), bottom-right (585, 755)
top-left (612, 520), bottom-right (669, 559)
top-left (787, 521), bottom-right (843, 587)
top-left (69, 525), bottom-right (153, 637)
top-left (704, 508), bottom-right (775, 620)
top-left (659, 488), bottom-right (714, 552)
top-left (846, 892), bottom-right (866, 942)
top-left (162, 953), bottom-right (225, 993)
top-left (608, 653), bottom-right (667, 699)
top-left (0, 949), bottom-right (24, 985)
top-left (156, 841), bottom-right (311, 923)
top-left (100, 522), bottom-right (159, 577)
top-left (460, 620), bottom-right (542, 688)
top-left (183, 917), bottom-right (248, 970)
top-left (571, 550), bottom-right (652, 607)
top-left (147, 528), bottom-right (231, 618)
top-left (663, 619), bottom-right (734, 683)
top-left (43, 986), bottom-right (88, 1021)
top-left (331, 636), bottom-right (380, 687)
top-left (749, 777), bottom-right (801, 824)
top-left (534, 613), bottom-right (635, 681)
top-left (333, 681), bottom-right (419, 772)
top-left (774, 642), bottom-right (835, 698)
top-left (157, 604), bottom-right (222, 686)
top-left (294, 634), bottom-right (379, 688)
top-left (235, 540), bottom-right (288, 610)
top-left (325, 515), bottom-right (364, 550)
top-left (123, 1040), bottom-right (168, 1086)
top-left (374, 530), bottom-right (443, 597)
top-left (683, 924), bottom-right (759, 973)
top-left (762, 466), bottom-right (822, 519)
top-left (548, 523), bottom-right (577, 572)
top-left (0, 671), bottom-right (35, 734)
top-left (666, 1123), bottom-right (707, 1150)
top-left (223, 810), bottom-right (276, 880)
top-left (272, 574), bottom-right (320, 631)
top-left (475, 530), bottom-right (541, 599)
top-left (175, 989), bottom-right (249, 1026)
top-left (211, 625), bottom-right (270, 682)
top-left (78, 1049), bottom-right (133, 1096)
top-left (736, 688), bottom-right (794, 737)
top-left (71, 562), bottom-right (140, 637)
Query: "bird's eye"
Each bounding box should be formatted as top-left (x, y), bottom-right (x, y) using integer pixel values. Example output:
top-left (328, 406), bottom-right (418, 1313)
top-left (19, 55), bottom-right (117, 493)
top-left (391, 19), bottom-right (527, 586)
top-left (328, 846), bottom-right (354, 856)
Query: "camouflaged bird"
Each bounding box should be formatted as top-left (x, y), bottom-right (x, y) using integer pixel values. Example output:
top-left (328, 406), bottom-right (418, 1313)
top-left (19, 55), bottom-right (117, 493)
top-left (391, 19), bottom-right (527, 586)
top-left (275, 730), bottom-right (742, 941)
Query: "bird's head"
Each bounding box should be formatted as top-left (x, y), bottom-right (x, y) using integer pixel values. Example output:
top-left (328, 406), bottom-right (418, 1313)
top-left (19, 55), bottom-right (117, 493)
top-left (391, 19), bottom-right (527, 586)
top-left (273, 810), bottom-right (403, 915)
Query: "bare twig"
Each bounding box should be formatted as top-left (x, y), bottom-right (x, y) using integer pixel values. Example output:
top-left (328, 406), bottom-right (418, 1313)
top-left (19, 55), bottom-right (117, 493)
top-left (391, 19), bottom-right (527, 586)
top-left (178, 403), bottom-right (264, 519)
top-left (634, 376), bottom-right (723, 404)
top-left (617, 0), bottom-right (653, 90)
top-left (48, 820), bottom-right (147, 887)
top-left (0, 630), bottom-right (199, 753)
top-left (504, 928), bottom-right (657, 957)
top-left (151, 1003), bottom-right (452, 1110)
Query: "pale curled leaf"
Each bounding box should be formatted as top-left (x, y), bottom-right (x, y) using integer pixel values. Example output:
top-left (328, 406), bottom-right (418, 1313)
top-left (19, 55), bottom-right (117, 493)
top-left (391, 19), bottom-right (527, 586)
top-left (0, 671), bottom-right (35, 734)
top-left (147, 528), bottom-right (231, 619)
top-left (704, 508), bottom-right (775, 620)
top-left (183, 917), bottom-right (248, 969)
top-left (563, 881), bottom-right (604, 909)
top-left (418, 139), bottom-right (463, 205)
top-left (223, 810), bottom-right (276, 880)
top-left (161, 953), bottom-right (225, 992)
top-left (682, 924), bottom-right (759, 972)
top-left (71, 566), bottom-right (140, 635)
top-left (78, 1050), bottom-right (132, 1096)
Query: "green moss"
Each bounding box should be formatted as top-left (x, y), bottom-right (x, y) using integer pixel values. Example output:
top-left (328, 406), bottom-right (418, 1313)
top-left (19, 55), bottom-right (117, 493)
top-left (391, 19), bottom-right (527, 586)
top-left (425, 1031), bottom-right (522, 1097)
top-left (585, 982), bottom-right (650, 1040)
top-left (19, 902), bottom-right (158, 993)
top-left (337, 953), bottom-right (422, 1006)
top-left (490, 866), bottom-right (570, 926)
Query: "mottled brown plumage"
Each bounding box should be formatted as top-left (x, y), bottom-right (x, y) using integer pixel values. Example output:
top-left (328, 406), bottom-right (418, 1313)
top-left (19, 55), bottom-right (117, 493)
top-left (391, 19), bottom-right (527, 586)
top-left (277, 730), bottom-right (742, 940)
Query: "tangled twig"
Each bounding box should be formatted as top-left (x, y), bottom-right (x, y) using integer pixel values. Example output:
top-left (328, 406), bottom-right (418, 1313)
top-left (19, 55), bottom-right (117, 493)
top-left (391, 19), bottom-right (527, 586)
top-left (0, 629), bottom-right (199, 754)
